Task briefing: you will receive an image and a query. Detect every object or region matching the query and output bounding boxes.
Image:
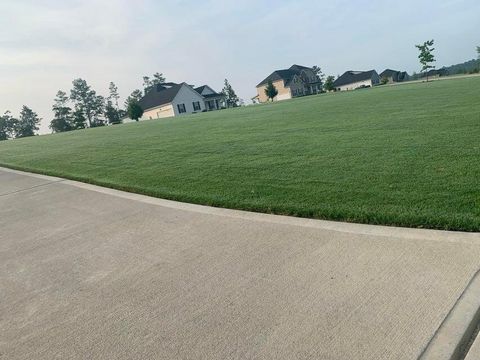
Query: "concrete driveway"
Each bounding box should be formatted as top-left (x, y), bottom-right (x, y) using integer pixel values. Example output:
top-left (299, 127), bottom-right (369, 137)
top-left (1, 167), bottom-right (480, 360)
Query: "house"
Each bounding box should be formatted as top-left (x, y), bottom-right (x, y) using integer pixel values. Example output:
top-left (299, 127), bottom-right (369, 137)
top-left (379, 69), bottom-right (409, 83)
top-left (420, 68), bottom-right (448, 79)
top-left (136, 82), bottom-right (224, 121)
top-left (333, 70), bottom-right (380, 91)
top-left (194, 85), bottom-right (226, 110)
top-left (255, 64), bottom-right (322, 103)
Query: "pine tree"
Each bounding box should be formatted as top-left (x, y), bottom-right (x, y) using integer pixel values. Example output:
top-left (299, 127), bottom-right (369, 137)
top-left (124, 89), bottom-right (143, 109)
top-left (0, 111), bottom-right (16, 141)
top-left (72, 108), bottom-right (87, 129)
top-left (264, 80), bottom-right (278, 101)
top-left (14, 106), bottom-right (41, 138)
top-left (143, 73), bottom-right (166, 94)
top-left (221, 79), bottom-right (239, 108)
top-left (50, 90), bottom-right (73, 133)
top-left (70, 79), bottom-right (104, 127)
top-left (105, 100), bottom-right (121, 124)
top-left (108, 82), bottom-right (120, 110)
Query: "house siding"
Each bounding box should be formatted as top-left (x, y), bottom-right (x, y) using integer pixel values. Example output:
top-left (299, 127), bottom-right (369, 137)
top-left (256, 79), bottom-right (291, 103)
top-left (172, 84), bottom-right (206, 116)
top-left (336, 74), bottom-right (380, 91)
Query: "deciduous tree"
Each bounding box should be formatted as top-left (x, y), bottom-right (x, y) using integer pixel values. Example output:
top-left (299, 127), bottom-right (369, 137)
top-left (324, 76), bottom-right (335, 92)
top-left (415, 39), bottom-right (436, 81)
top-left (127, 100), bottom-right (143, 122)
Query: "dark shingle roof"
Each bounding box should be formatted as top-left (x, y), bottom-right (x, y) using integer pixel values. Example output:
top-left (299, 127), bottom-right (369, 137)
top-left (333, 70), bottom-right (379, 87)
top-left (257, 69), bottom-right (296, 87)
top-left (256, 64), bottom-right (318, 87)
top-left (194, 85), bottom-right (207, 94)
top-left (379, 69), bottom-right (399, 78)
top-left (194, 85), bottom-right (224, 98)
top-left (139, 83), bottom-right (183, 111)
top-left (203, 93), bottom-right (225, 99)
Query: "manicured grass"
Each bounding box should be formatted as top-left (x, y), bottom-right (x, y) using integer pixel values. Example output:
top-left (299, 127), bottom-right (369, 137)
top-left (1, 77), bottom-right (479, 231)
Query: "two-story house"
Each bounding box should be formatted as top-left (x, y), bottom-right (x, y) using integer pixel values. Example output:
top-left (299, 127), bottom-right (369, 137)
top-left (254, 65), bottom-right (322, 103)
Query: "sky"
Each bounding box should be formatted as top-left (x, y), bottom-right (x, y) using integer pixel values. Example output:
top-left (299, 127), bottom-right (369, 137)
top-left (0, 0), bottom-right (479, 134)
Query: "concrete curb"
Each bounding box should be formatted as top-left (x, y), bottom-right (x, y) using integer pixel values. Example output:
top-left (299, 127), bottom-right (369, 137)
top-left (419, 270), bottom-right (480, 360)
top-left (1, 166), bottom-right (479, 244)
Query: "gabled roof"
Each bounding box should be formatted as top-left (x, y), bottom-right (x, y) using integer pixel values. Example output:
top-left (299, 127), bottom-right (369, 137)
top-left (194, 85), bottom-right (208, 94)
top-left (139, 83), bottom-right (183, 111)
top-left (194, 85), bottom-right (225, 98)
top-left (289, 64), bottom-right (312, 71)
top-left (256, 64), bottom-right (319, 87)
top-left (257, 69), bottom-right (296, 87)
top-left (379, 69), bottom-right (399, 78)
top-left (333, 70), bottom-right (379, 87)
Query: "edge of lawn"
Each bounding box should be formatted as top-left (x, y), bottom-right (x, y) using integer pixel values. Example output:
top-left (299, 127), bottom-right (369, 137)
top-left (0, 161), bottom-right (478, 232)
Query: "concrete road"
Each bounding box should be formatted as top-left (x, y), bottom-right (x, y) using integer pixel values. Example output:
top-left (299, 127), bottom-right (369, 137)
top-left (1, 167), bottom-right (480, 360)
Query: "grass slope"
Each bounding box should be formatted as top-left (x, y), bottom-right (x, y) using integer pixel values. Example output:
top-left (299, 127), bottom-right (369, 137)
top-left (1, 77), bottom-right (479, 231)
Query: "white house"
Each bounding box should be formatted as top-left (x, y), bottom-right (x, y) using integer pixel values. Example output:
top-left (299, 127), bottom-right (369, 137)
top-left (132, 82), bottom-right (225, 122)
top-left (194, 85), bottom-right (226, 110)
top-left (333, 70), bottom-right (380, 91)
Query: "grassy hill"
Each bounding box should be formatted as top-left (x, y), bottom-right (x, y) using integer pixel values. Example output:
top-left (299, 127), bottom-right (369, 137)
top-left (1, 76), bottom-right (479, 231)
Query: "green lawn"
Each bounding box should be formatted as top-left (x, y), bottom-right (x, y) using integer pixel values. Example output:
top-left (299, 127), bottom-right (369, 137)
top-left (1, 77), bottom-right (479, 231)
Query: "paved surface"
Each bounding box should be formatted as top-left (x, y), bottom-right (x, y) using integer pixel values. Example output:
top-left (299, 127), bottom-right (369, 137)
top-left (465, 327), bottom-right (480, 360)
top-left (1, 168), bottom-right (480, 360)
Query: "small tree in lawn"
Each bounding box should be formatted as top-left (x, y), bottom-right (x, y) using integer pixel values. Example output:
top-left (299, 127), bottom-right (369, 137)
top-left (415, 39), bottom-right (436, 81)
top-left (381, 76), bottom-right (389, 85)
top-left (127, 100), bottom-right (143, 122)
top-left (221, 79), bottom-right (240, 108)
top-left (264, 80), bottom-right (278, 101)
top-left (324, 75), bottom-right (335, 92)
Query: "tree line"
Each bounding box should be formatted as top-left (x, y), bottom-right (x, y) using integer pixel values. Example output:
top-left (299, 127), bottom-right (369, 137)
top-left (0, 73), bottom-right (241, 141)
top-left (0, 106), bottom-right (41, 141)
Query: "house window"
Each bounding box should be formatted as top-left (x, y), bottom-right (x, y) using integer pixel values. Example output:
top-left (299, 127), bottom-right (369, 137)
top-left (192, 101), bottom-right (201, 111)
top-left (177, 104), bottom-right (186, 113)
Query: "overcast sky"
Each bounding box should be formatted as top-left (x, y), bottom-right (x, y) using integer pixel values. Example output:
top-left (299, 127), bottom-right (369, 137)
top-left (1, 0), bottom-right (479, 133)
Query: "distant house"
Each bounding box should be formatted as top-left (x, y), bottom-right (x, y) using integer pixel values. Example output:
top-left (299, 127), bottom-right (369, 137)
top-left (333, 70), bottom-right (380, 91)
top-left (255, 64), bottom-right (322, 103)
top-left (420, 68), bottom-right (448, 79)
top-left (379, 69), bottom-right (409, 83)
top-left (136, 82), bottom-right (224, 121)
top-left (194, 85), bottom-right (225, 111)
